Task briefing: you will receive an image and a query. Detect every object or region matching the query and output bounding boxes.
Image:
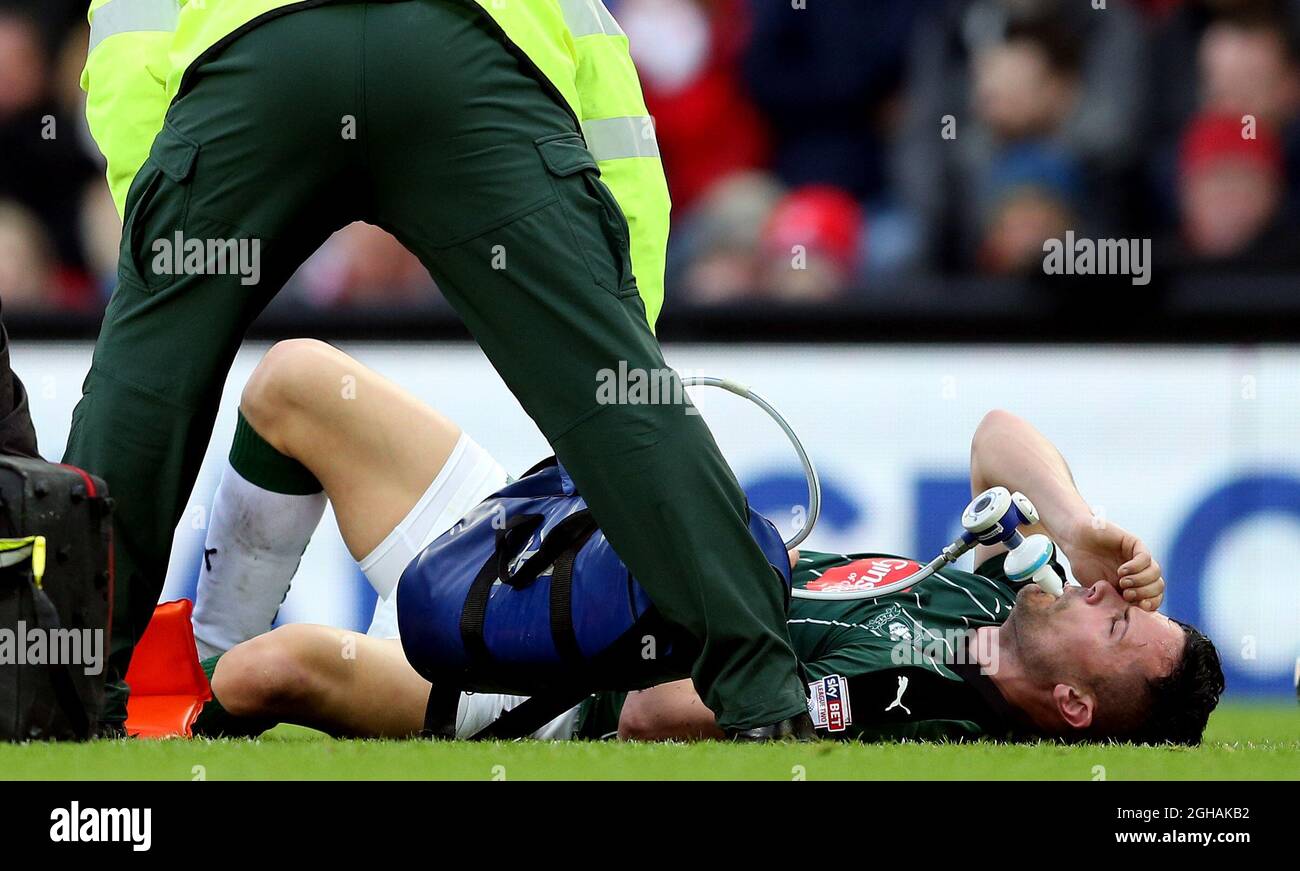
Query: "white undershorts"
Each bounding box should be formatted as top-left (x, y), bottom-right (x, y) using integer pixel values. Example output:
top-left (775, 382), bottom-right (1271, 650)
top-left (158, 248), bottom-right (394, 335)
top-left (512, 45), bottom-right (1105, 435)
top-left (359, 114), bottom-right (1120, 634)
top-left (359, 431), bottom-right (509, 610)
top-left (360, 432), bottom-right (581, 740)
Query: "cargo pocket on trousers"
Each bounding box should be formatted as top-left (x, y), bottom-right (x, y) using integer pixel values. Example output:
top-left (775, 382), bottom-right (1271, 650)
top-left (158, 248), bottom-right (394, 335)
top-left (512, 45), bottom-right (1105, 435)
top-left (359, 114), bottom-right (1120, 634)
top-left (119, 120), bottom-right (200, 294)
top-left (536, 132), bottom-right (639, 299)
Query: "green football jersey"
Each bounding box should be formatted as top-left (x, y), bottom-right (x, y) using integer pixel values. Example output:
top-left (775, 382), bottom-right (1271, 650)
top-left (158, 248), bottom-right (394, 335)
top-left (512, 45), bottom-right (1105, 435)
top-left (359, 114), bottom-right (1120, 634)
top-left (786, 550), bottom-right (1038, 742)
top-left (577, 551), bottom-right (1051, 742)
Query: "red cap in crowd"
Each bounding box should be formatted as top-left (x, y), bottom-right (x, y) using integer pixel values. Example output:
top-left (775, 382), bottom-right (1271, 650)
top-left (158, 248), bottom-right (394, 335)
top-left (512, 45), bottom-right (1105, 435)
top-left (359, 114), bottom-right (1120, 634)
top-left (760, 185), bottom-right (863, 273)
top-left (1179, 113), bottom-right (1284, 182)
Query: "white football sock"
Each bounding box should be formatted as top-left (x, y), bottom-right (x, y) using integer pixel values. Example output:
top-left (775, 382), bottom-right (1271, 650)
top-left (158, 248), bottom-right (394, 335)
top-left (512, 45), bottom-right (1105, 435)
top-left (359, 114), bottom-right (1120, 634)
top-left (191, 462), bottom-right (327, 659)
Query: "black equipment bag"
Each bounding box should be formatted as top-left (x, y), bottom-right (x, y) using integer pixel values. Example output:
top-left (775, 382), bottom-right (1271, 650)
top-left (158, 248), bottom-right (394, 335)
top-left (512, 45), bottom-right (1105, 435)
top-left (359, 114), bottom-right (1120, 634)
top-left (0, 456), bottom-right (113, 741)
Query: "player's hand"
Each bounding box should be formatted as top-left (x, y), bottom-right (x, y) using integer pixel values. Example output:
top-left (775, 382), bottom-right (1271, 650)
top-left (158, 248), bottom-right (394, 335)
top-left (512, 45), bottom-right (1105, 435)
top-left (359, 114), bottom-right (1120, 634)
top-left (1061, 518), bottom-right (1165, 611)
top-left (788, 549), bottom-right (800, 569)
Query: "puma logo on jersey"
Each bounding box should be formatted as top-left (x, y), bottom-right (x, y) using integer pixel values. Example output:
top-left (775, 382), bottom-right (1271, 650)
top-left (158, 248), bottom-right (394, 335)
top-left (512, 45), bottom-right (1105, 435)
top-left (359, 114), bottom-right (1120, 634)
top-left (885, 675), bottom-right (911, 715)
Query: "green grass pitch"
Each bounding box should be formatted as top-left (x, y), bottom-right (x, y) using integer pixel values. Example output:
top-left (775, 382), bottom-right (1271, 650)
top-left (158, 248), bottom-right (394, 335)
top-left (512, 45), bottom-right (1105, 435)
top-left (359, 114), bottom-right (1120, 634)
top-left (1, 702), bottom-right (1295, 780)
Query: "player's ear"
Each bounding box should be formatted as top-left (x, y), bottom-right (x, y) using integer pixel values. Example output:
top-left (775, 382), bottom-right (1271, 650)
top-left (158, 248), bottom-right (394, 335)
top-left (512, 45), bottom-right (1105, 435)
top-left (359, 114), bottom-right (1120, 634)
top-left (1052, 683), bottom-right (1094, 731)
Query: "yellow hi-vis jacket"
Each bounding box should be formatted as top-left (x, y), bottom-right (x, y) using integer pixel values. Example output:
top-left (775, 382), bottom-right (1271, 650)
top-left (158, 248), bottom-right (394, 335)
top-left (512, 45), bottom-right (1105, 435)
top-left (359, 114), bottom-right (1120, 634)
top-left (83, 0), bottom-right (671, 327)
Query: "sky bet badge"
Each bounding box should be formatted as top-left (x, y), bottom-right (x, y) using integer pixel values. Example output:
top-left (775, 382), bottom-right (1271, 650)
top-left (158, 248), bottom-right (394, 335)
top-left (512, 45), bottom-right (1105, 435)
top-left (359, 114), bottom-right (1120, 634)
top-left (807, 674), bottom-right (852, 732)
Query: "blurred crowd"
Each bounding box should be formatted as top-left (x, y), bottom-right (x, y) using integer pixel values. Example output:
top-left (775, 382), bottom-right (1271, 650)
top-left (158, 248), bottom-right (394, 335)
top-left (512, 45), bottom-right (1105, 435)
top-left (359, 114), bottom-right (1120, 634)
top-left (1, 0), bottom-right (1298, 313)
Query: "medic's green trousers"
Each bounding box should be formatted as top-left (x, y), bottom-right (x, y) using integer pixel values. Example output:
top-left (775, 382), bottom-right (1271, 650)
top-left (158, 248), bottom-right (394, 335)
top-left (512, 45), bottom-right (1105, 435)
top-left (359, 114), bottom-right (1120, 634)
top-left (64, 0), bottom-right (806, 731)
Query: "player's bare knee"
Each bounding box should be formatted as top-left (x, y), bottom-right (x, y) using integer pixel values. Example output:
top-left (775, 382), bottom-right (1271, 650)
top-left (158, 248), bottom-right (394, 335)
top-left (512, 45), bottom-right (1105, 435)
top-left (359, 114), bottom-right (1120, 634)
top-left (616, 698), bottom-right (657, 741)
top-left (975, 409), bottom-right (1019, 439)
top-left (241, 339), bottom-right (340, 440)
top-left (211, 626), bottom-right (324, 719)
top-left (616, 715), bottom-right (646, 742)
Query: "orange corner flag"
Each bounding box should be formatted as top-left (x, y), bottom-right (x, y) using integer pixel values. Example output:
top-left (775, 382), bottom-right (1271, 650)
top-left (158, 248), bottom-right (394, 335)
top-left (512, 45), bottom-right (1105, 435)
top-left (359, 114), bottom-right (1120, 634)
top-left (124, 600), bottom-right (212, 738)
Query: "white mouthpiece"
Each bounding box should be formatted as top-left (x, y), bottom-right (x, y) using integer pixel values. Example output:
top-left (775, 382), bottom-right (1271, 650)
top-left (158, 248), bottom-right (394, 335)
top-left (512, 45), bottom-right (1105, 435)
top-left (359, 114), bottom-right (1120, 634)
top-left (1029, 564), bottom-right (1064, 597)
top-left (1004, 533), bottom-right (1064, 597)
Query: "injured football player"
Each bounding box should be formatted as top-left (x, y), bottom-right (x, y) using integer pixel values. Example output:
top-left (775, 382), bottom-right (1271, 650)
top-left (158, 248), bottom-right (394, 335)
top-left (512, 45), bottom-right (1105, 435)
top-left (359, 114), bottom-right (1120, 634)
top-left (184, 340), bottom-right (1223, 744)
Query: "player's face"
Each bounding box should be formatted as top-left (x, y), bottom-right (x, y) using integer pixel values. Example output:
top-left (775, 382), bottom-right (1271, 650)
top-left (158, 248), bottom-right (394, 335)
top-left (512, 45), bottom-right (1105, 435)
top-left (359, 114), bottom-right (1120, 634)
top-left (1010, 581), bottom-right (1184, 688)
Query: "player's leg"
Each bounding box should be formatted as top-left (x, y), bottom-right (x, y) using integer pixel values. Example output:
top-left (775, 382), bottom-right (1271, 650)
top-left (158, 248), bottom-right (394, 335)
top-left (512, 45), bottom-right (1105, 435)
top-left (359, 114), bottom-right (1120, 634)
top-left (193, 339), bottom-right (506, 655)
top-left (62, 7), bottom-right (365, 727)
top-left (366, 0), bottom-right (806, 732)
top-left (203, 624), bottom-right (583, 740)
top-left (209, 625), bottom-right (430, 738)
top-left (236, 340), bottom-right (463, 562)
top-left (188, 423), bottom-right (328, 660)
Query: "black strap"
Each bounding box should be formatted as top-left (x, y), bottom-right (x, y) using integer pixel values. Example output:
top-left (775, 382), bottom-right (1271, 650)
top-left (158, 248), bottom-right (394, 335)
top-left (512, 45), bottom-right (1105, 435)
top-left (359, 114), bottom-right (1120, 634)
top-left (492, 514), bottom-right (547, 586)
top-left (548, 530), bottom-right (592, 664)
top-left (459, 511), bottom-right (597, 666)
top-left (500, 511), bottom-right (595, 589)
top-left (459, 515), bottom-right (544, 665)
top-left (468, 688), bottom-right (592, 741)
top-left (29, 579), bottom-right (93, 738)
top-left (459, 545), bottom-right (507, 668)
top-left (420, 685), bottom-right (461, 740)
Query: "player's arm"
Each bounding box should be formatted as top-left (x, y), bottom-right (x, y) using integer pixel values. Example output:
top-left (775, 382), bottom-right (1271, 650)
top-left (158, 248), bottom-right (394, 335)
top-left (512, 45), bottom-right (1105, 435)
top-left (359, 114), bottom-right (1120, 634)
top-left (617, 680), bottom-right (723, 741)
top-left (969, 410), bottom-right (1165, 609)
top-left (969, 409), bottom-right (1087, 558)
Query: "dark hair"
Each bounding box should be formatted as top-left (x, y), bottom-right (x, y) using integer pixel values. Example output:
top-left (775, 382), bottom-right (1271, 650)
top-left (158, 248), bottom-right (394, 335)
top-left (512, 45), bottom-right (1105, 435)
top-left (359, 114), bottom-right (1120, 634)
top-left (1133, 621), bottom-right (1226, 746)
top-left (1003, 20), bottom-right (1084, 77)
top-left (1081, 620), bottom-right (1225, 745)
top-left (1216, 4), bottom-right (1300, 63)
